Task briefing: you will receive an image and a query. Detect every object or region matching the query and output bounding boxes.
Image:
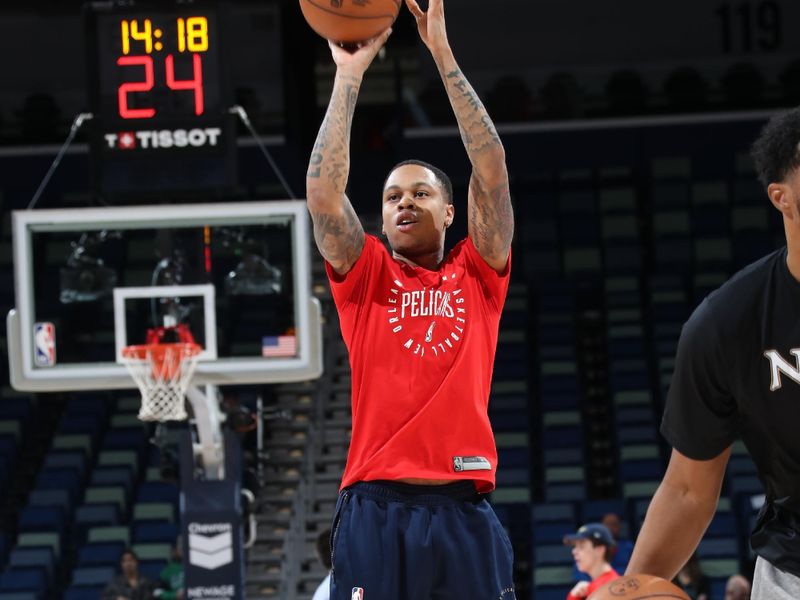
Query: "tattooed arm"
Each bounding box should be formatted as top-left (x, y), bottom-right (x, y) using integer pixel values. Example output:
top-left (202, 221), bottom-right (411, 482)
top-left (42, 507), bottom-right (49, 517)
top-left (406, 0), bottom-right (513, 272)
top-left (306, 31), bottom-right (391, 275)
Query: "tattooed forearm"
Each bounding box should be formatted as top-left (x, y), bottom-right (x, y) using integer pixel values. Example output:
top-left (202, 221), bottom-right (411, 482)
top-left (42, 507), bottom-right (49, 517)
top-left (432, 47), bottom-right (512, 269)
top-left (442, 68), bottom-right (501, 156)
top-left (306, 72), bottom-right (365, 272)
top-left (306, 74), bottom-right (361, 194)
top-left (311, 203), bottom-right (365, 272)
top-left (468, 176), bottom-right (514, 264)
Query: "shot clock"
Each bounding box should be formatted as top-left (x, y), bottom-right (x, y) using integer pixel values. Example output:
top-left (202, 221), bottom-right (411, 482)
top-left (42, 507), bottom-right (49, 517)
top-left (85, 1), bottom-right (236, 197)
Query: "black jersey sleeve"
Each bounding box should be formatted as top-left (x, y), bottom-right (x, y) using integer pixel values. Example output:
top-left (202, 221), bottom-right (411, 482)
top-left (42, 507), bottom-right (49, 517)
top-left (660, 298), bottom-right (739, 460)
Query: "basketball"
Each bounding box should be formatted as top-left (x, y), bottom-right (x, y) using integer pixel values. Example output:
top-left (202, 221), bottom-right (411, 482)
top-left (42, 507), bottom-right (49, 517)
top-left (299, 0), bottom-right (402, 44)
top-left (590, 575), bottom-right (690, 600)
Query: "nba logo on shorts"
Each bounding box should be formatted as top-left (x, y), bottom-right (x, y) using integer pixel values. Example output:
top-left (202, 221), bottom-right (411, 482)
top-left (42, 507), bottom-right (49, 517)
top-left (33, 322), bottom-right (56, 367)
top-left (351, 588), bottom-right (364, 600)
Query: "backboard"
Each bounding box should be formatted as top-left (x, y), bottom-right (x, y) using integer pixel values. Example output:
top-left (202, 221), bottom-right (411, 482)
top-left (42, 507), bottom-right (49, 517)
top-left (8, 200), bottom-right (322, 391)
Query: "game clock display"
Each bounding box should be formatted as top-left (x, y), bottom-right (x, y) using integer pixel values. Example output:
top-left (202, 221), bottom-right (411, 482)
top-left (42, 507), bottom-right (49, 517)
top-left (86, 1), bottom-right (236, 197)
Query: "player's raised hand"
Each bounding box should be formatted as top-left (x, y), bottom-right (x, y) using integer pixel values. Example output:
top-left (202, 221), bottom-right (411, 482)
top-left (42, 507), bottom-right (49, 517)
top-left (405, 0), bottom-right (449, 53)
top-left (328, 28), bottom-right (392, 77)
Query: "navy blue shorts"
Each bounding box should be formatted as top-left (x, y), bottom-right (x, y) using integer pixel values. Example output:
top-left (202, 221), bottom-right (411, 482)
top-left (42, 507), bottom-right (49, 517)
top-left (329, 481), bottom-right (516, 600)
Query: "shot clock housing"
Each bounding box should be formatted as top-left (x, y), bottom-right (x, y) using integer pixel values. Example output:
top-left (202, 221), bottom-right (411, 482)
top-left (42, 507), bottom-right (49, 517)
top-left (84, 0), bottom-right (237, 198)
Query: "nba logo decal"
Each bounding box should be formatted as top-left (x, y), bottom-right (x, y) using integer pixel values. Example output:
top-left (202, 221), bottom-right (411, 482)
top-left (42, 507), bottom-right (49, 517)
top-left (33, 322), bottom-right (56, 367)
top-left (351, 588), bottom-right (364, 600)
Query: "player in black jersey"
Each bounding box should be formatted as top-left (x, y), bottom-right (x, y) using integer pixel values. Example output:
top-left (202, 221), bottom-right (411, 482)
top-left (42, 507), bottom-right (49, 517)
top-left (626, 108), bottom-right (800, 599)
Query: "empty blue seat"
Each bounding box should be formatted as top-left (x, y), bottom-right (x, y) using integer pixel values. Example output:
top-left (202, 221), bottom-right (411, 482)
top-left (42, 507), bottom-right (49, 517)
top-left (34, 468), bottom-right (82, 504)
top-left (580, 498), bottom-right (626, 523)
top-left (533, 522), bottom-right (574, 545)
top-left (697, 537), bottom-right (738, 558)
top-left (71, 566), bottom-right (116, 587)
top-left (74, 504), bottom-right (120, 530)
top-left (705, 513), bottom-right (737, 538)
top-left (497, 448), bottom-right (529, 469)
top-left (491, 412), bottom-right (529, 432)
top-left (132, 522), bottom-right (179, 544)
top-left (0, 398), bottom-right (32, 421)
top-left (0, 533), bottom-right (8, 566)
top-left (42, 451), bottom-right (87, 477)
top-left (90, 467), bottom-right (134, 495)
top-left (533, 544), bottom-right (574, 567)
top-left (17, 507), bottom-right (64, 535)
top-left (544, 448), bottom-right (583, 467)
top-left (0, 568), bottom-right (47, 597)
top-left (27, 490), bottom-right (73, 515)
top-left (0, 437), bottom-right (16, 463)
top-left (136, 482), bottom-right (179, 506)
top-left (542, 427), bottom-right (583, 449)
top-left (65, 396), bottom-right (110, 418)
top-left (532, 503), bottom-right (575, 525)
top-left (729, 475), bottom-right (763, 498)
top-left (77, 542), bottom-right (125, 567)
top-left (103, 429), bottom-right (147, 455)
top-left (619, 460), bottom-right (664, 482)
top-left (546, 484), bottom-right (587, 503)
top-left (138, 560), bottom-right (167, 581)
top-left (58, 415), bottom-right (103, 436)
top-left (495, 469), bottom-right (529, 486)
top-left (617, 427), bottom-right (657, 444)
top-left (63, 586), bottom-right (106, 600)
top-left (533, 589), bottom-right (572, 600)
top-left (7, 548), bottom-right (55, 584)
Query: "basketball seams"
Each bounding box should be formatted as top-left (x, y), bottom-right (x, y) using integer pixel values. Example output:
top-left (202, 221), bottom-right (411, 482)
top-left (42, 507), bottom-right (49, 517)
top-left (302, 0), bottom-right (397, 20)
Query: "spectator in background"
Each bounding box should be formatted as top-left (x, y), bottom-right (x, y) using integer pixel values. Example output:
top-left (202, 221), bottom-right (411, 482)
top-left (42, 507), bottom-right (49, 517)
top-left (312, 528), bottom-right (332, 600)
top-left (155, 538), bottom-right (184, 599)
top-left (725, 574), bottom-right (751, 600)
top-left (572, 513), bottom-right (633, 583)
top-left (564, 524), bottom-right (620, 600)
top-left (103, 549), bottom-right (155, 600)
top-left (601, 512), bottom-right (634, 573)
top-left (675, 553), bottom-right (710, 600)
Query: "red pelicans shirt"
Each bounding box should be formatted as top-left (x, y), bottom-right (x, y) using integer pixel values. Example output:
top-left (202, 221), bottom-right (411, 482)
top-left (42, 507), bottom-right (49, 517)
top-left (326, 234), bottom-right (511, 493)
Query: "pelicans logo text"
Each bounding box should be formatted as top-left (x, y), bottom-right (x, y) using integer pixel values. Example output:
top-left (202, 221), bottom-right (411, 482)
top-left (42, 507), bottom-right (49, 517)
top-left (385, 272), bottom-right (466, 359)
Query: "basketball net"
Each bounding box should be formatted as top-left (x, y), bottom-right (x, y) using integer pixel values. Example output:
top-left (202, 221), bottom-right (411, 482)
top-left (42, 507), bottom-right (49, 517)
top-left (121, 325), bottom-right (201, 421)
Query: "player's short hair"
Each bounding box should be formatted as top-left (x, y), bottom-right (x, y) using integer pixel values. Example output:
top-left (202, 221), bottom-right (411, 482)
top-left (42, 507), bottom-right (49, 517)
top-left (588, 539), bottom-right (614, 563)
top-left (121, 548), bottom-right (139, 563)
top-left (384, 159), bottom-right (453, 205)
top-left (751, 107), bottom-right (800, 188)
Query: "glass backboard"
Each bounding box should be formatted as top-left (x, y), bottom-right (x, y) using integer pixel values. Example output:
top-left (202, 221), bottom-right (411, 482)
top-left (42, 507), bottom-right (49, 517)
top-left (8, 200), bottom-right (322, 391)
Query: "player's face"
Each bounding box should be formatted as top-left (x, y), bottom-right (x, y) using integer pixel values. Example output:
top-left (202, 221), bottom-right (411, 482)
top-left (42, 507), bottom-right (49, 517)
top-left (382, 164), bottom-right (454, 262)
top-left (120, 552), bottom-right (138, 577)
top-left (790, 167), bottom-right (800, 222)
top-left (570, 539), bottom-right (604, 574)
top-left (771, 167), bottom-right (800, 226)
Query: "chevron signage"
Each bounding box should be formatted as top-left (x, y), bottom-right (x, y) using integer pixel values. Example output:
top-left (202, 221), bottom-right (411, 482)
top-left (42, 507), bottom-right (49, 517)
top-left (188, 522), bottom-right (234, 570)
top-left (181, 432), bottom-right (244, 600)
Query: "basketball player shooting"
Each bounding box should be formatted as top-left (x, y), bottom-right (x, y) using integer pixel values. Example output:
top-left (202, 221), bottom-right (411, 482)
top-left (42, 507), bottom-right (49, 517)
top-left (626, 108), bottom-right (800, 599)
top-left (305, 0), bottom-right (515, 598)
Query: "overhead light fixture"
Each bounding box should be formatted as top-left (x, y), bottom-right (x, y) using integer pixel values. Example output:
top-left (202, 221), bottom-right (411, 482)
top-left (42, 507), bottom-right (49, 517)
top-left (59, 231), bottom-right (118, 304)
top-left (226, 253), bottom-right (282, 296)
top-left (220, 227), bottom-right (282, 296)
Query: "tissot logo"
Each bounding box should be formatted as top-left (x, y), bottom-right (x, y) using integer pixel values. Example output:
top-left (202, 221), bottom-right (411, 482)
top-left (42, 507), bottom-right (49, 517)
top-left (188, 522), bottom-right (233, 570)
top-left (764, 349), bottom-right (800, 391)
top-left (104, 127), bottom-right (222, 151)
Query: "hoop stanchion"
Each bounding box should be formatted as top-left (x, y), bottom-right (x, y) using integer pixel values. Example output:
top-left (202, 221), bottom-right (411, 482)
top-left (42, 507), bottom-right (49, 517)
top-left (121, 342), bottom-right (202, 421)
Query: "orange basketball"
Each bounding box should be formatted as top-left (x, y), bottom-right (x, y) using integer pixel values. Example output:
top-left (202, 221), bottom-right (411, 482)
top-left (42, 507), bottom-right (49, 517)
top-left (299, 0), bottom-right (402, 44)
top-left (590, 575), bottom-right (690, 600)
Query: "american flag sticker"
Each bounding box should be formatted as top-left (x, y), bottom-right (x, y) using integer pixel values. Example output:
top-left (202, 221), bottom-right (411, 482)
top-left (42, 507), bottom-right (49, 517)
top-left (33, 322), bottom-right (57, 367)
top-left (262, 335), bottom-right (297, 358)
